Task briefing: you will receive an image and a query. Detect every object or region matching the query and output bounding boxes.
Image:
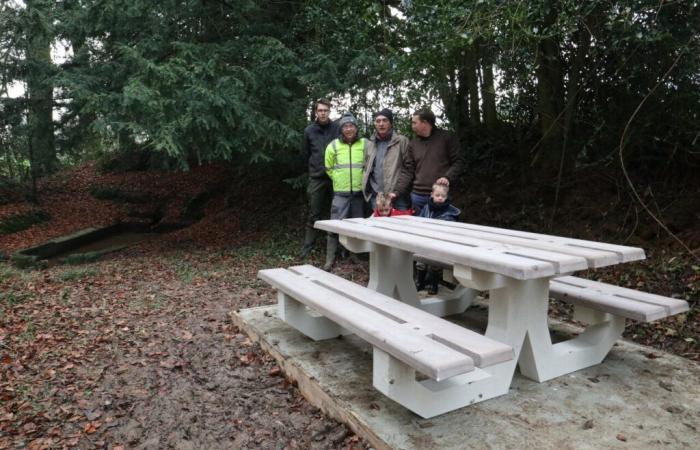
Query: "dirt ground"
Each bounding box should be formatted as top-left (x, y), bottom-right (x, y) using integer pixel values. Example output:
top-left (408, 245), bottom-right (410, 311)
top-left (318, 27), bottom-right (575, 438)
top-left (1, 239), bottom-right (371, 449)
top-left (1, 163), bottom-right (698, 448)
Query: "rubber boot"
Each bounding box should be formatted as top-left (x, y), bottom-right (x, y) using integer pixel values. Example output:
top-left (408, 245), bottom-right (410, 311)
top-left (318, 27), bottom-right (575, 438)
top-left (299, 227), bottom-right (316, 259)
top-left (415, 267), bottom-right (428, 291)
top-left (428, 270), bottom-right (440, 295)
top-left (323, 236), bottom-right (338, 271)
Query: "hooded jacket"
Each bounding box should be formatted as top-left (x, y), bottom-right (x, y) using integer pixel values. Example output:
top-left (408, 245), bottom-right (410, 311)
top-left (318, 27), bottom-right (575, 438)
top-left (302, 120), bottom-right (340, 178)
top-left (325, 136), bottom-right (365, 194)
top-left (418, 197), bottom-right (461, 221)
top-left (362, 130), bottom-right (410, 202)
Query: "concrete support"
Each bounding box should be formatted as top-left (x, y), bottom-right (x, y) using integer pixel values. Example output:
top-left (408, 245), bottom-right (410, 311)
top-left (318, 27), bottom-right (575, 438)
top-left (469, 277), bottom-right (626, 383)
top-left (277, 292), bottom-right (351, 341)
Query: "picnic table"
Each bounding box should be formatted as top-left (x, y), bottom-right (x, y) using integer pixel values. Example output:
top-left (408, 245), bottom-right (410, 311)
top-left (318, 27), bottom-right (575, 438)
top-left (317, 217), bottom-right (685, 363)
top-left (259, 216), bottom-right (688, 417)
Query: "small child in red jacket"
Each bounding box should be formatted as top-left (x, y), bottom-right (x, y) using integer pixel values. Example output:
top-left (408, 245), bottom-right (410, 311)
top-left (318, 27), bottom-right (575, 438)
top-left (371, 192), bottom-right (413, 217)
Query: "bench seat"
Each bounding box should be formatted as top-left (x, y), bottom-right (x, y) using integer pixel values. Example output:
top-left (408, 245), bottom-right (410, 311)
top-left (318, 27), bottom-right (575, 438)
top-left (550, 276), bottom-right (689, 322)
top-left (258, 264), bottom-right (515, 417)
top-left (259, 264), bottom-right (513, 381)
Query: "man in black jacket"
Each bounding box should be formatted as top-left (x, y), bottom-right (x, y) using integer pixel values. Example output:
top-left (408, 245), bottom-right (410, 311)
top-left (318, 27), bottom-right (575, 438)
top-left (300, 98), bottom-right (340, 258)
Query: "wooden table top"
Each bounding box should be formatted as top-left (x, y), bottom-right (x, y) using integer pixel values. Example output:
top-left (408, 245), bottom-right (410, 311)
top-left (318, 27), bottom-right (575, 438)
top-left (315, 216), bottom-right (645, 280)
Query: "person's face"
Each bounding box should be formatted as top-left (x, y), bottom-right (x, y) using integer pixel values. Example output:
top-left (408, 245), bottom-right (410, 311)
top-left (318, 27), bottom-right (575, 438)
top-left (411, 115), bottom-right (431, 137)
top-left (341, 123), bottom-right (357, 140)
top-left (431, 187), bottom-right (448, 205)
top-left (378, 204), bottom-right (392, 216)
top-left (374, 115), bottom-right (392, 136)
top-left (315, 104), bottom-right (331, 124)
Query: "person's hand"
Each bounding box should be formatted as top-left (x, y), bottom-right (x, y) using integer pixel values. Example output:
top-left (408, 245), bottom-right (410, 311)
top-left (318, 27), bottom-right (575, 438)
top-left (436, 177), bottom-right (449, 187)
top-left (389, 192), bottom-right (397, 200)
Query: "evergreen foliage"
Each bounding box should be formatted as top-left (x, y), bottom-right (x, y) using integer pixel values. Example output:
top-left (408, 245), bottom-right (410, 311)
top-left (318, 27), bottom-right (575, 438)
top-left (0, 0), bottom-right (698, 185)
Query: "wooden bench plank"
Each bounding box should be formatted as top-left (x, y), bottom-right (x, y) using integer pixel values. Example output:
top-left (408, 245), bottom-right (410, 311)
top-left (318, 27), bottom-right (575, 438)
top-left (550, 276), bottom-right (690, 322)
top-left (389, 216), bottom-right (646, 265)
top-left (259, 268), bottom-right (471, 381)
top-left (290, 265), bottom-right (513, 368)
top-left (346, 218), bottom-right (588, 274)
top-left (315, 219), bottom-right (587, 279)
top-left (258, 266), bottom-right (514, 381)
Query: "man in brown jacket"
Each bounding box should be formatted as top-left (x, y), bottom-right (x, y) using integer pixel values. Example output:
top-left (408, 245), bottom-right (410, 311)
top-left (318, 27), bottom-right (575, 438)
top-left (362, 108), bottom-right (411, 211)
top-left (392, 108), bottom-right (466, 213)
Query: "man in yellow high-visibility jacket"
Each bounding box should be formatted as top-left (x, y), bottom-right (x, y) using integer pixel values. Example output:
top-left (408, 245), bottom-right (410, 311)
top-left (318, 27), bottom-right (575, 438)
top-left (323, 111), bottom-right (365, 270)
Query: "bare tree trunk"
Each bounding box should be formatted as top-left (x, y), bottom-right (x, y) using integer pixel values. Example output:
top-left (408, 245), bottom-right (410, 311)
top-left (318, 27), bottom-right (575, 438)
top-left (561, 18), bottom-right (593, 175)
top-left (534, 0), bottom-right (565, 179)
top-left (438, 67), bottom-right (461, 128)
top-left (25, 0), bottom-right (56, 178)
top-left (481, 55), bottom-right (499, 130)
top-left (465, 44), bottom-right (480, 128)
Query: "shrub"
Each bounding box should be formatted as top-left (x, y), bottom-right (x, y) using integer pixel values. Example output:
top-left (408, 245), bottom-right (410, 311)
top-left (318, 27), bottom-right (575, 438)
top-left (89, 185), bottom-right (151, 203)
top-left (0, 209), bottom-right (50, 235)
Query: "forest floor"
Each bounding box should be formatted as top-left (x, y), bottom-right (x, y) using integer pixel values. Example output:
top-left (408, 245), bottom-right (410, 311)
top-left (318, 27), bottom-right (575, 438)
top-left (0, 162), bottom-right (698, 449)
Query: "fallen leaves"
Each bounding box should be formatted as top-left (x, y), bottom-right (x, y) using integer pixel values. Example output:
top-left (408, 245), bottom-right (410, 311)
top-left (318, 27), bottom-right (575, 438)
top-left (83, 421), bottom-right (101, 434)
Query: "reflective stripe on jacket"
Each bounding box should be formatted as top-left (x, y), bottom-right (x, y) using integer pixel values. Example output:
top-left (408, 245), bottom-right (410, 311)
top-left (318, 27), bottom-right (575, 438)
top-left (325, 138), bottom-right (365, 193)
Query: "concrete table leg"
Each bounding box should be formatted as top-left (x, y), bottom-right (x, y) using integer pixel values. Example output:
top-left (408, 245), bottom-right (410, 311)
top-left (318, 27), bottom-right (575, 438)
top-left (486, 278), bottom-right (626, 383)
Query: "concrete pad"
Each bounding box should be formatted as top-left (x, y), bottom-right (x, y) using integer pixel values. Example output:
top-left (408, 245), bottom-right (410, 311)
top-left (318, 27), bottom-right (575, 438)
top-left (231, 305), bottom-right (700, 450)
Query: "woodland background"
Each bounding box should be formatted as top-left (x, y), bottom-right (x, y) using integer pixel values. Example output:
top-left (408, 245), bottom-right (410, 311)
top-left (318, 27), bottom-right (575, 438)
top-left (1, 1), bottom-right (699, 448)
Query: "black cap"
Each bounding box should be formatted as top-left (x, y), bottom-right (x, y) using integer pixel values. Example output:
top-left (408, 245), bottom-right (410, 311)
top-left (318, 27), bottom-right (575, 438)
top-left (373, 108), bottom-right (394, 124)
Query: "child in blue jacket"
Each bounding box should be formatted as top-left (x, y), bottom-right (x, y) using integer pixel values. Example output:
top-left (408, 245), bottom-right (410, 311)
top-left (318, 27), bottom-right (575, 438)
top-left (416, 183), bottom-right (461, 294)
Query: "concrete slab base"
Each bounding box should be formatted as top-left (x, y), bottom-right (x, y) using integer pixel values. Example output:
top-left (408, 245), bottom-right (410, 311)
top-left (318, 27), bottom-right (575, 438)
top-left (230, 305), bottom-right (700, 450)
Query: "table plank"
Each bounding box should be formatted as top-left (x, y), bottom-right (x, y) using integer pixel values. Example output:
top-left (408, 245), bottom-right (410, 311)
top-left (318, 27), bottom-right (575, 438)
top-left (315, 219), bottom-right (588, 279)
top-left (345, 218), bottom-right (588, 274)
top-left (388, 216), bottom-right (645, 265)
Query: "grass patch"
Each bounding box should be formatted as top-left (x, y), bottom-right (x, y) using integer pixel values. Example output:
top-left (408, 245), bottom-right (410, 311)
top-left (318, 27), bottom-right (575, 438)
top-left (171, 259), bottom-right (208, 284)
top-left (129, 294), bottom-right (165, 312)
top-left (236, 231), bottom-right (300, 264)
top-left (57, 267), bottom-right (100, 281)
top-left (0, 290), bottom-right (31, 306)
top-left (0, 209), bottom-right (50, 235)
top-left (60, 251), bottom-right (105, 265)
top-left (0, 263), bottom-right (25, 282)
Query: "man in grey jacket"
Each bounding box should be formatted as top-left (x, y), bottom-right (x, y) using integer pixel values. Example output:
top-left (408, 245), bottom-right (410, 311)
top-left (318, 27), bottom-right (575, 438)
top-left (362, 108), bottom-right (411, 211)
top-left (299, 98), bottom-right (340, 258)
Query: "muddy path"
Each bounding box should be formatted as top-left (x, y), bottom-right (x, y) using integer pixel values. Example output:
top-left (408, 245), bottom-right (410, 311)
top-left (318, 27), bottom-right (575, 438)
top-left (1, 239), bottom-right (368, 449)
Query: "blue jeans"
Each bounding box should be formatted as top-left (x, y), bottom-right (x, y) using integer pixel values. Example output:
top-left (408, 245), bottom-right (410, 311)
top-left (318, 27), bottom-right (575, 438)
top-left (410, 192), bottom-right (430, 215)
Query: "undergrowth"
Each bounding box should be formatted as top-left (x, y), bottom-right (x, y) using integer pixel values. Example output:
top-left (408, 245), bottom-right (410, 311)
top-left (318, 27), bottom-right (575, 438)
top-left (0, 210), bottom-right (50, 235)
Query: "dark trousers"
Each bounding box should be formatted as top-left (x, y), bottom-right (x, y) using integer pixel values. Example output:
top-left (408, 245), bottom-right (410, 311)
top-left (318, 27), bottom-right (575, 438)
top-left (306, 176), bottom-right (333, 230)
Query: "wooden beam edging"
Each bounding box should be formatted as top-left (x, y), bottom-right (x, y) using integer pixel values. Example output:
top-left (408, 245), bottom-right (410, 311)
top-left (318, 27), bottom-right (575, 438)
top-left (228, 307), bottom-right (393, 450)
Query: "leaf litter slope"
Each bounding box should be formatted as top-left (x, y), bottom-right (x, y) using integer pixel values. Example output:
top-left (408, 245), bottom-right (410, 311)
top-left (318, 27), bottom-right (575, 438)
top-left (0, 164), bottom-right (369, 449)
